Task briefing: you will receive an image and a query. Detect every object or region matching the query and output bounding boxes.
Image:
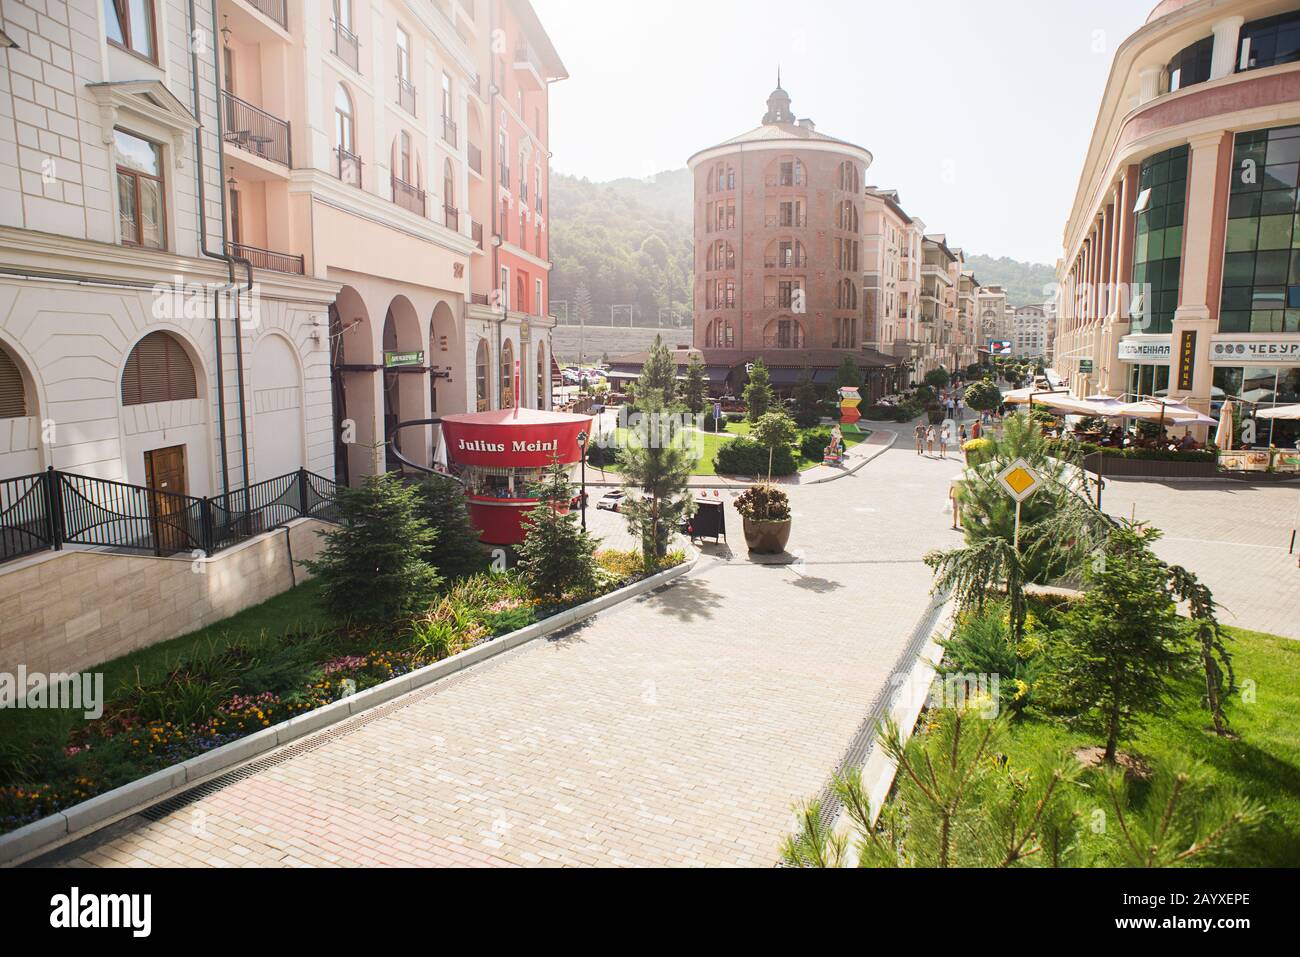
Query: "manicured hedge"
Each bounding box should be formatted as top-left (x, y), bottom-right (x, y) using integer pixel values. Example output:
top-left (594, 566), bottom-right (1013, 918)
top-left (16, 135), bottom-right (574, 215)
top-left (1070, 442), bottom-right (1217, 464)
top-left (714, 438), bottom-right (797, 476)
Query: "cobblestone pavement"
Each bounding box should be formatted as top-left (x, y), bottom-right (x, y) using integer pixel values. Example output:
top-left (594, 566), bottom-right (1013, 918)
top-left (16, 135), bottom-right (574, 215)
top-left (1100, 479), bottom-right (1300, 640)
top-left (38, 425), bottom-right (968, 868)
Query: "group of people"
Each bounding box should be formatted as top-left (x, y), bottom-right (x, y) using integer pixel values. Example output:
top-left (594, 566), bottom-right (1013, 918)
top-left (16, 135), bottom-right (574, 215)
top-left (914, 421), bottom-right (962, 458)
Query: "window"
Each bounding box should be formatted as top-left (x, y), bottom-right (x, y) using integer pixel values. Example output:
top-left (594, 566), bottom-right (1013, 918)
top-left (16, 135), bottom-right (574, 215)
top-left (519, 210), bottom-right (527, 251)
top-left (444, 158), bottom-right (454, 208)
top-left (536, 343), bottom-right (546, 409)
top-left (535, 278), bottom-right (544, 317)
top-left (500, 338), bottom-right (515, 408)
top-left (114, 129), bottom-right (165, 249)
top-left (121, 332), bottom-right (197, 406)
top-left (535, 220), bottom-right (542, 254)
top-left (0, 346), bottom-right (28, 418)
top-left (228, 187), bottom-right (242, 244)
top-left (705, 318), bottom-right (734, 348)
top-left (335, 84), bottom-right (354, 153)
top-left (535, 163), bottom-right (543, 212)
top-left (475, 339), bottom-right (490, 411)
top-left (105, 0), bottom-right (156, 62)
top-left (499, 266), bottom-right (510, 310)
top-left (222, 46), bottom-right (235, 94)
top-left (1167, 36), bottom-right (1212, 92)
top-left (396, 28), bottom-right (410, 83)
top-left (500, 198), bottom-right (509, 243)
top-left (1238, 11), bottom-right (1300, 72)
top-left (1130, 144), bottom-right (1188, 336)
top-left (335, 0), bottom-right (352, 31)
top-left (766, 317), bottom-right (804, 349)
top-left (398, 131), bottom-right (413, 183)
top-left (442, 73), bottom-right (452, 120)
top-left (1219, 125), bottom-right (1300, 334)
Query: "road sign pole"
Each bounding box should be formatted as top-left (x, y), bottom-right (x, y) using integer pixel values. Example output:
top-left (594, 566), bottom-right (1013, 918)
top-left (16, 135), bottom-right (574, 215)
top-left (1014, 499), bottom-right (1022, 552)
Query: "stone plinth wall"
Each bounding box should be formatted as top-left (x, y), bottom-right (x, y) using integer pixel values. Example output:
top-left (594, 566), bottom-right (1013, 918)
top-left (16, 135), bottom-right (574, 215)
top-left (0, 519), bottom-right (332, 678)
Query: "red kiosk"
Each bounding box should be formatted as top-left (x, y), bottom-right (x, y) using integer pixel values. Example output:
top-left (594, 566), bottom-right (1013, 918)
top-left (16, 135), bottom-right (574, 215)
top-left (439, 407), bottom-right (592, 545)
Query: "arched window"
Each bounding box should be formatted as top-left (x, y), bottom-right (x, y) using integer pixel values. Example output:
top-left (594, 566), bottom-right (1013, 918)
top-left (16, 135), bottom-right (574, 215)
top-left (396, 130), bottom-right (413, 183)
top-left (764, 317), bottom-right (804, 350)
top-left (121, 332), bottom-right (198, 406)
top-left (475, 339), bottom-right (489, 411)
top-left (0, 345), bottom-right (28, 418)
top-left (500, 338), bottom-right (515, 408)
top-left (705, 318), bottom-right (734, 349)
top-left (335, 84), bottom-right (354, 153)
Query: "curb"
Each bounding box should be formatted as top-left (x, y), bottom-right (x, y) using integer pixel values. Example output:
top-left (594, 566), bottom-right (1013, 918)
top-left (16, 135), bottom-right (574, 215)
top-left (0, 555), bottom-right (697, 867)
top-left (806, 431), bottom-right (898, 484)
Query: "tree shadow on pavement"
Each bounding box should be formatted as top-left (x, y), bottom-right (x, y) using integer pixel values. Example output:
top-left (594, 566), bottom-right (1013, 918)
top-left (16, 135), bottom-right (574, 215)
top-left (649, 577), bottom-right (724, 625)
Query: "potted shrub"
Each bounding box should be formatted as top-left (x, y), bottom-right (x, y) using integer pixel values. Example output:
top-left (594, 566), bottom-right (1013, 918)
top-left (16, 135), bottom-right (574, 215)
top-left (735, 483), bottom-right (792, 554)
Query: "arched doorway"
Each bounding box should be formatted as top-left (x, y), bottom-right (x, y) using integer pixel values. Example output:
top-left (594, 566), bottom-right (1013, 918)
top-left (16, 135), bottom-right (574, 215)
top-left (330, 285), bottom-right (377, 485)
top-left (382, 295), bottom-right (426, 471)
top-left (428, 300), bottom-right (462, 416)
top-left (251, 333), bottom-right (305, 479)
top-left (500, 337), bottom-right (515, 409)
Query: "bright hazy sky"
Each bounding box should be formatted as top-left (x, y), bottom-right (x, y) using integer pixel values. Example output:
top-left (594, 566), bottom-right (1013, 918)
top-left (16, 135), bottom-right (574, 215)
top-left (533, 0), bottom-right (1154, 265)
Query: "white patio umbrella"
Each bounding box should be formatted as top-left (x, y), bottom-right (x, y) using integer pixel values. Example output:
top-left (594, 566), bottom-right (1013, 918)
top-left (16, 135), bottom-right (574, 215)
top-left (1254, 403), bottom-right (1300, 420)
top-left (1118, 397), bottom-right (1217, 427)
top-left (1215, 399), bottom-right (1236, 450)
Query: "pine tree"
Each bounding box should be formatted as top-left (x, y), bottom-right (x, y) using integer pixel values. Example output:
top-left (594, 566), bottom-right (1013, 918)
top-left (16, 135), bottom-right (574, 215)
top-left (743, 358), bottom-right (774, 422)
top-left (682, 353), bottom-right (708, 415)
top-left (620, 397), bottom-right (695, 568)
top-left (516, 456), bottom-right (600, 602)
top-left (413, 475), bottom-right (488, 581)
top-left (636, 334), bottom-right (678, 409)
top-left (303, 473), bottom-right (441, 626)
top-left (792, 368), bottom-right (821, 428)
top-left (1039, 524), bottom-right (1195, 763)
top-left (835, 356), bottom-right (862, 390)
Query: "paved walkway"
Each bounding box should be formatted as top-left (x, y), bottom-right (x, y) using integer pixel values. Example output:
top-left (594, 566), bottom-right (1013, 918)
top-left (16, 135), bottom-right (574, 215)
top-left (36, 424), bottom-right (967, 868)
top-left (1101, 478), bottom-right (1300, 640)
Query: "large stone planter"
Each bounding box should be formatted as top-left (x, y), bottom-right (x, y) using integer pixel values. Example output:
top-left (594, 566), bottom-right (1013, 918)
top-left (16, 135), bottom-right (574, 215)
top-left (741, 516), bottom-right (792, 554)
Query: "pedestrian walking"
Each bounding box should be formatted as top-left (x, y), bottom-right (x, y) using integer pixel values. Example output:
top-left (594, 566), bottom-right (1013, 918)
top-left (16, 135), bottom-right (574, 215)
top-left (940, 423), bottom-right (952, 458)
top-left (959, 424), bottom-right (968, 444)
top-left (926, 425), bottom-right (936, 456)
top-left (914, 422), bottom-right (926, 455)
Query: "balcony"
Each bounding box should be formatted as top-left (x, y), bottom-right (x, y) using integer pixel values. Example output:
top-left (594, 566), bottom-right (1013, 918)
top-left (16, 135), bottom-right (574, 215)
top-left (764, 255), bottom-right (806, 269)
top-left (764, 173), bottom-right (805, 188)
top-left (513, 37), bottom-right (544, 90)
top-left (442, 115), bottom-right (458, 148)
top-left (765, 214), bottom-right (807, 228)
top-left (392, 175), bottom-right (426, 216)
top-left (241, 0), bottom-right (287, 28)
top-left (443, 204), bottom-right (459, 231)
top-left (333, 20), bottom-right (360, 73)
top-left (335, 146), bottom-right (362, 187)
top-left (468, 142), bottom-right (482, 175)
top-left (397, 76), bottom-right (416, 115)
top-left (764, 295), bottom-right (797, 309)
top-left (227, 241), bottom-right (304, 274)
top-left (471, 220), bottom-right (483, 249)
top-left (222, 90), bottom-right (291, 168)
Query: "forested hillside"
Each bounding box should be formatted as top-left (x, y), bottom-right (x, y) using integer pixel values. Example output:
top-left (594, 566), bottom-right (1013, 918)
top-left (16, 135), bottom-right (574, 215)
top-left (548, 170), bottom-right (693, 329)
top-left (963, 254), bottom-right (1058, 307)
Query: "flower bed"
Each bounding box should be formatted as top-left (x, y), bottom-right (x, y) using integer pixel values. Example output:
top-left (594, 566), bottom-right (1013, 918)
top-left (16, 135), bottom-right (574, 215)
top-left (0, 559), bottom-right (684, 836)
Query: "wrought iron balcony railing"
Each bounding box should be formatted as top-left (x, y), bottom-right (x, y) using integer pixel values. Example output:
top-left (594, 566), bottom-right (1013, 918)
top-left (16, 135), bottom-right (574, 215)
top-left (335, 146), bottom-right (362, 187)
top-left (397, 76), bottom-right (416, 115)
top-left (333, 20), bottom-right (360, 72)
top-left (392, 175), bottom-right (426, 216)
top-left (244, 0), bottom-right (287, 28)
top-left (221, 90), bottom-right (291, 167)
top-left (468, 142), bottom-right (482, 174)
top-left (442, 115), bottom-right (458, 147)
top-left (227, 241), bottom-right (304, 274)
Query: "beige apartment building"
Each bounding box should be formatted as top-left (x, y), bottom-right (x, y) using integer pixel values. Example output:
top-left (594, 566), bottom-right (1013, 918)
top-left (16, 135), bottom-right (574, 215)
top-left (1056, 0), bottom-right (1300, 446)
top-left (0, 0), bottom-right (564, 502)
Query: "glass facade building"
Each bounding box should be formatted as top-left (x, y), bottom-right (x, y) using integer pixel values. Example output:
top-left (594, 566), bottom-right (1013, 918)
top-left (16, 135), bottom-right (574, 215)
top-left (1131, 145), bottom-right (1187, 336)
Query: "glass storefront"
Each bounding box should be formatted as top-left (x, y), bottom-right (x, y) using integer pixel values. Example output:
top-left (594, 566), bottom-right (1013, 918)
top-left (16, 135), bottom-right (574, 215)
top-left (1222, 125), bottom-right (1300, 334)
top-left (1213, 365), bottom-right (1300, 448)
top-left (1132, 145), bottom-right (1188, 336)
top-left (1127, 362), bottom-right (1171, 399)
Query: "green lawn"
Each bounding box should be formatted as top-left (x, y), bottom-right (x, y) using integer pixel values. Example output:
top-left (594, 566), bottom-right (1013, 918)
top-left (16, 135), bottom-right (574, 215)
top-left (997, 626), bottom-right (1300, 867)
top-left (0, 579), bottom-right (330, 753)
top-left (596, 420), bottom-right (867, 477)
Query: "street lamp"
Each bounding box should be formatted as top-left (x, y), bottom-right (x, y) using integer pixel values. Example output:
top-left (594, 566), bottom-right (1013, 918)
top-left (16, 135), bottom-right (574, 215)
top-left (577, 429), bottom-right (589, 530)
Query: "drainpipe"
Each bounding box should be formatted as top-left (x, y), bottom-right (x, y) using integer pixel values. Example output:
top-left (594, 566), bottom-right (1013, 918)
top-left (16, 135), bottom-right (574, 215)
top-left (187, 0), bottom-right (254, 496)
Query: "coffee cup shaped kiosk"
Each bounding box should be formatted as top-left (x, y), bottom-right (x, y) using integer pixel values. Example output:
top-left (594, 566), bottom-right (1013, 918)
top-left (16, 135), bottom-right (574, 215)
top-left (439, 407), bottom-right (593, 545)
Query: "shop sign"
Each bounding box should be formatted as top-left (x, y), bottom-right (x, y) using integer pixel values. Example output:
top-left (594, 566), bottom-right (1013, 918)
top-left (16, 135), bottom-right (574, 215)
top-left (1117, 335), bottom-right (1171, 363)
top-left (1176, 330), bottom-right (1197, 391)
top-left (1209, 337), bottom-right (1300, 366)
top-left (384, 350), bottom-right (424, 368)
top-left (1078, 359), bottom-right (1094, 375)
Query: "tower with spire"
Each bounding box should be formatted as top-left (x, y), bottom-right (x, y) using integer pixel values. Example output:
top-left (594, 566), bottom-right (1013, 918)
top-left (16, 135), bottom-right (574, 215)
top-left (762, 70), bottom-right (794, 125)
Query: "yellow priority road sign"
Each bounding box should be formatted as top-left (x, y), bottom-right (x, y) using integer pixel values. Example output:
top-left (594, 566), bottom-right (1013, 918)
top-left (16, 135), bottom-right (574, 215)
top-left (996, 458), bottom-right (1041, 503)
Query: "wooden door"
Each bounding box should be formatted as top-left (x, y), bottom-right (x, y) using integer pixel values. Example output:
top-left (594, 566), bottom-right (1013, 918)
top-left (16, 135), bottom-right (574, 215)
top-left (145, 445), bottom-right (188, 555)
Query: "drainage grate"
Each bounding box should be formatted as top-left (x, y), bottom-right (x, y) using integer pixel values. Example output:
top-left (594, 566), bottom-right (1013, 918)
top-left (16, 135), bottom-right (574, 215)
top-left (811, 591), bottom-right (950, 831)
